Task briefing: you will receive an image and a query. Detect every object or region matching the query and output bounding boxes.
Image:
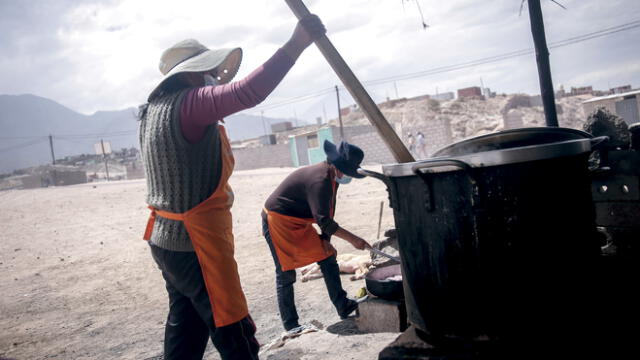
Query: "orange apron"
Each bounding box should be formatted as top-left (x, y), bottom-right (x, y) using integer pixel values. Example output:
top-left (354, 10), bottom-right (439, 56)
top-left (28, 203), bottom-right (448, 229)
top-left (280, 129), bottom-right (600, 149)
top-left (265, 175), bottom-right (337, 272)
top-left (143, 125), bottom-right (248, 327)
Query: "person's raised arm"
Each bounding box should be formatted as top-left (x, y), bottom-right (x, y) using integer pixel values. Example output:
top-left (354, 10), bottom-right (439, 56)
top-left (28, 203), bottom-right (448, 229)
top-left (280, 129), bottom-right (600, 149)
top-left (282, 14), bottom-right (326, 61)
top-left (181, 14), bottom-right (326, 143)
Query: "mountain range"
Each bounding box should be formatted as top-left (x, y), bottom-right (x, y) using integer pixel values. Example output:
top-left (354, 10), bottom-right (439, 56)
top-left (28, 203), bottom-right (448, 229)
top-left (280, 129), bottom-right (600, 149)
top-left (0, 94), bottom-right (290, 173)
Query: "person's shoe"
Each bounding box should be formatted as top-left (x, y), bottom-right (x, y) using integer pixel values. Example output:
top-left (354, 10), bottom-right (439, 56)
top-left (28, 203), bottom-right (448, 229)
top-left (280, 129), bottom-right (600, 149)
top-left (339, 299), bottom-right (359, 319)
top-left (286, 324), bottom-right (306, 335)
top-left (284, 322), bottom-right (302, 333)
top-left (286, 323), bottom-right (319, 335)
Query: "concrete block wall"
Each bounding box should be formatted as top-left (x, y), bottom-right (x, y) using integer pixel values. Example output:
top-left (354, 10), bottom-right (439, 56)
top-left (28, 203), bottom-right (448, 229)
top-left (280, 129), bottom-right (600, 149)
top-left (351, 130), bottom-right (397, 165)
top-left (341, 124), bottom-right (379, 141)
top-left (232, 143), bottom-right (292, 170)
top-left (342, 117), bottom-right (454, 164)
top-left (230, 116), bottom-right (454, 170)
top-left (404, 117), bottom-right (452, 158)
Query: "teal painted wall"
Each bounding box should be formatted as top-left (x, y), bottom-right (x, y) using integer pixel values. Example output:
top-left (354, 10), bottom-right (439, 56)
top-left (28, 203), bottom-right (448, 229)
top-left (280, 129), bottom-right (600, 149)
top-left (289, 137), bottom-right (299, 167)
top-left (308, 127), bottom-right (334, 165)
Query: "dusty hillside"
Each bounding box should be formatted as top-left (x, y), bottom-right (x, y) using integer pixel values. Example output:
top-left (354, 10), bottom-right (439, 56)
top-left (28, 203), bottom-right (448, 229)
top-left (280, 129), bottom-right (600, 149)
top-left (332, 94), bottom-right (592, 142)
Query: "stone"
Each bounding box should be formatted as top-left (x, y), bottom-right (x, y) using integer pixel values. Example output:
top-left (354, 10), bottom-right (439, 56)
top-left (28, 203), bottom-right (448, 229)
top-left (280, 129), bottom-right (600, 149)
top-left (355, 296), bottom-right (407, 333)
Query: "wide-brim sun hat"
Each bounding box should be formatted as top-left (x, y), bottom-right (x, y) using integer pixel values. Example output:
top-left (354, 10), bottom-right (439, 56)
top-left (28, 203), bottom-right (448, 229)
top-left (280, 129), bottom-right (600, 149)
top-left (148, 39), bottom-right (242, 100)
top-left (323, 140), bottom-right (366, 178)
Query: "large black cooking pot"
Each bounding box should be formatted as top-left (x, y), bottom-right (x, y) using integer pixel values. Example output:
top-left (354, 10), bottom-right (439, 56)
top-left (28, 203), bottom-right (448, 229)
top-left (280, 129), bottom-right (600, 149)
top-left (359, 127), bottom-right (606, 343)
top-left (365, 264), bottom-right (404, 300)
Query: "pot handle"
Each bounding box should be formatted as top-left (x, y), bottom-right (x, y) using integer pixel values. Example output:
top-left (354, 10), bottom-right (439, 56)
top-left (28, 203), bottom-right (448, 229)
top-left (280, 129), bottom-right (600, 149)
top-left (412, 158), bottom-right (479, 211)
top-left (590, 136), bottom-right (609, 150)
top-left (357, 168), bottom-right (396, 209)
top-left (589, 136), bottom-right (611, 174)
top-left (357, 168), bottom-right (389, 185)
top-left (411, 158), bottom-right (472, 174)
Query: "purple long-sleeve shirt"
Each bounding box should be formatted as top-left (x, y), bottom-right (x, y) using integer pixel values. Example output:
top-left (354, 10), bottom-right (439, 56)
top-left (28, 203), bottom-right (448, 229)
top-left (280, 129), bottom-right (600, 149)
top-left (180, 48), bottom-right (295, 143)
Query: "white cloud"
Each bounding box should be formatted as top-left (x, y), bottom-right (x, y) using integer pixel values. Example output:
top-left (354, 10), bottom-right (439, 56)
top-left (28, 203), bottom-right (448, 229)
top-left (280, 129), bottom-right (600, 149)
top-left (0, 0), bottom-right (639, 119)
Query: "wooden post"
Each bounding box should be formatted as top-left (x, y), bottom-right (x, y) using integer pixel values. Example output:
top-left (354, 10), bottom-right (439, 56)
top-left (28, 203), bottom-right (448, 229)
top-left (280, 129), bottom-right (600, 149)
top-left (527, 0), bottom-right (559, 127)
top-left (285, 0), bottom-right (415, 163)
top-left (48, 134), bottom-right (56, 165)
top-left (101, 139), bottom-right (110, 181)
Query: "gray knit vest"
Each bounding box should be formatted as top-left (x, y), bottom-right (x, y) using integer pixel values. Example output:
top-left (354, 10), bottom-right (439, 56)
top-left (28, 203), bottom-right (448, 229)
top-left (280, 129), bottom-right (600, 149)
top-left (139, 90), bottom-right (221, 251)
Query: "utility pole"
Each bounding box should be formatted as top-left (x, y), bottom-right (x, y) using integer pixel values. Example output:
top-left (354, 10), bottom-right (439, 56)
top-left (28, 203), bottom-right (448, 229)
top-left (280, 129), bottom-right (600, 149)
top-left (394, 81), bottom-right (399, 99)
top-left (100, 139), bottom-right (110, 181)
top-left (527, 0), bottom-right (559, 127)
top-left (322, 104), bottom-right (328, 124)
top-left (261, 111), bottom-right (267, 135)
top-left (48, 134), bottom-right (56, 165)
top-left (293, 109), bottom-right (299, 127)
top-left (335, 85), bottom-right (344, 140)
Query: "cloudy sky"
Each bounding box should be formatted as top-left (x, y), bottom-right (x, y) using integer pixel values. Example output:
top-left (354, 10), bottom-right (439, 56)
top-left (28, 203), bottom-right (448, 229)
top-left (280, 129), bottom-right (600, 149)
top-left (1, 0), bottom-right (639, 123)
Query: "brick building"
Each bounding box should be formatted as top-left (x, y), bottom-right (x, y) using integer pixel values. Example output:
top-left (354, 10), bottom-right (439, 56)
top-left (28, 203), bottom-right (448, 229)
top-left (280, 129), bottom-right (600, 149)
top-left (457, 86), bottom-right (482, 99)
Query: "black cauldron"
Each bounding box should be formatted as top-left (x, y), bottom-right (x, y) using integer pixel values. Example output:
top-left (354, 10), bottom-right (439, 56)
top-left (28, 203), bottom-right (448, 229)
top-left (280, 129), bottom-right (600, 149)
top-left (364, 264), bottom-right (403, 300)
top-left (359, 128), bottom-right (606, 342)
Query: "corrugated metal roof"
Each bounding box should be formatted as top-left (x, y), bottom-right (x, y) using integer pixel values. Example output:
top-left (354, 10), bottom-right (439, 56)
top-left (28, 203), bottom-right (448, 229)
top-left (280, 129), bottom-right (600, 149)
top-left (582, 89), bottom-right (640, 103)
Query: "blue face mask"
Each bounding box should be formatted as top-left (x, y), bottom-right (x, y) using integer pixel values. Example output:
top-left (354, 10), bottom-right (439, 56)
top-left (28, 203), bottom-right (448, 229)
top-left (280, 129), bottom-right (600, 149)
top-left (336, 175), bottom-right (352, 184)
top-left (203, 74), bottom-right (218, 86)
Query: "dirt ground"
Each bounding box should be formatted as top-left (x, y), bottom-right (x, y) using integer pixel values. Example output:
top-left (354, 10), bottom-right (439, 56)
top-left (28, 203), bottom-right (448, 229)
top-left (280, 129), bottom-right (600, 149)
top-left (0, 166), bottom-right (400, 360)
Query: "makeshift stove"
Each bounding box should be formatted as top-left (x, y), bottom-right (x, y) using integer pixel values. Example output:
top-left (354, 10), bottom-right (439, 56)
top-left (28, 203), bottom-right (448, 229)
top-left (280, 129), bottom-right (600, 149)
top-left (356, 229), bottom-right (407, 334)
top-left (355, 121), bottom-right (640, 359)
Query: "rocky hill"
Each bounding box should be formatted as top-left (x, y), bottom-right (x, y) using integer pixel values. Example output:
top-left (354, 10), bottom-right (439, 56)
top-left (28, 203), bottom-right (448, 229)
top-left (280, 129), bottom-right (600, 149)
top-left (331, 93), bottom-right (592, 143)
top-left (0, 94), bottom-right (289, 173)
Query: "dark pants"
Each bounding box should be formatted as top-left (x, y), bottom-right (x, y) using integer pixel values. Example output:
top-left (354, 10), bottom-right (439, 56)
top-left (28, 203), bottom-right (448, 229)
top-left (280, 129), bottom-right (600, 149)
top-left (261, 217), bottom-right (351, 330)
top-left (149, 244), bottom-right (260, 360)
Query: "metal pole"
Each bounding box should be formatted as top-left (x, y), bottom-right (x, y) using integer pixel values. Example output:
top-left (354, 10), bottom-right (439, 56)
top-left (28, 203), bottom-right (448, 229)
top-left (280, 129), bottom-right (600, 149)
top-left (527, 0), bottom-right (559, 127)
top-left (322, 104), bottom-right (328, 124)
top-left (101, 139), bottom-right (110, 181)
top-left (335, 85), bottom-right (344, 140)
top-left (48, 134), bottom-right (56, 165)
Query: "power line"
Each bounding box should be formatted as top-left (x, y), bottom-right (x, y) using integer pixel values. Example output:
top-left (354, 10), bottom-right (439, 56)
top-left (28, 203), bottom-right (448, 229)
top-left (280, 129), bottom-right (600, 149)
top-left (55, 130), bottom-right (137, 139)
top-left (363, 20), bottom-right (640, 87)
top-left (244, 19), bottom-right (640, 114)
top-left (0, 137), bottom-right (48, 153)
top-left (1, 130), bottom-right (138, 141)
top-left (0, 135), bottom-right (48, 140)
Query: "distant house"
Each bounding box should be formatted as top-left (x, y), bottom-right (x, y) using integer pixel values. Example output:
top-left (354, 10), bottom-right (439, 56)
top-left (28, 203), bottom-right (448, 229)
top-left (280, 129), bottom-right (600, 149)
top-left (431, 92), bottom-right (455, 101)
top-left (570, 86), bottom-right (593, 96)
top-left (409, 94), bottom-right (431, 102)
top-left (340, 104), bottom-right (358, 117)
top-left (259, 134), bottom-right (277, 145)
top-left (582, 89), bottom-right (640, 125)
top-left (457, 86), bottom-right (483, 99)
top-left (125, 162), bottom-right (145, 180)
top-left (610, 85), bottom-right (632, 95)
top-left (288, 127), bottom-right (338, 167)
top-left (21, 166), bottom-right (87, 189)
top-left (271, 121), bottom-right (293, 133)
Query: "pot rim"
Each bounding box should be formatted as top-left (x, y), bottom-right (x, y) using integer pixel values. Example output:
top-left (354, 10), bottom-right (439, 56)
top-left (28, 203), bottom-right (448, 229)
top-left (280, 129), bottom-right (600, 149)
top-left (382, 138), bottom-right (595, 177)
top-left (433, 127), bottom-right (592, 157)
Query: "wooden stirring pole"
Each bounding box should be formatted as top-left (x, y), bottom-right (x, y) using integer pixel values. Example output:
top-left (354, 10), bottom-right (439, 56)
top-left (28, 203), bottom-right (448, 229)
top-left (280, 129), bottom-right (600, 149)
top-left (285, 0), bottom-right (415, 163)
